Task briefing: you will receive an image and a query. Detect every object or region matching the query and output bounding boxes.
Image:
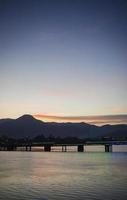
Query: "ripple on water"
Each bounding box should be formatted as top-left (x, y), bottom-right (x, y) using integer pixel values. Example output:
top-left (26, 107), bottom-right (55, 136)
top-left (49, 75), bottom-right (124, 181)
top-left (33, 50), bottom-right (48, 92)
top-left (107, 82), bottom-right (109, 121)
top-left (0, 152), bottom-right (127, 200)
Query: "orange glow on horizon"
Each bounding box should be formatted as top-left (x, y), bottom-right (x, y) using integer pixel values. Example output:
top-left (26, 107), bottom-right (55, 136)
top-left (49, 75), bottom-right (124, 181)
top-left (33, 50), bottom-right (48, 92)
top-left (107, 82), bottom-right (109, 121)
top-left (33, 114), bottom-right (127, 126)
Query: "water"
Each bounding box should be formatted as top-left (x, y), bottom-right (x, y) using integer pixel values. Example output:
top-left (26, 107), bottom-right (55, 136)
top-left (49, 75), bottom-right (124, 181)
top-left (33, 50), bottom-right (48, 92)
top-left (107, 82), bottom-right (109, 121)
top-left (0, 151), bottom-right (127, 200)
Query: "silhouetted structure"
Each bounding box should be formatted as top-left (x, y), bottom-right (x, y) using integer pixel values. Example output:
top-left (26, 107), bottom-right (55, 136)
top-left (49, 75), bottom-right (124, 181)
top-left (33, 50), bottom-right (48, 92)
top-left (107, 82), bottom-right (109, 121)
top-left (77, 144), bottom-right (84, 152)
top-left (0, 136), bottom-right (127, 152)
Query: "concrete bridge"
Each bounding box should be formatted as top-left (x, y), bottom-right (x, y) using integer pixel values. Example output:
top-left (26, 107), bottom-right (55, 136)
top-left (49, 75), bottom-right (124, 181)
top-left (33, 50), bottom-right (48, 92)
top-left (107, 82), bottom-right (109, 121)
top-left (0, 141), bottom-right (127, 152)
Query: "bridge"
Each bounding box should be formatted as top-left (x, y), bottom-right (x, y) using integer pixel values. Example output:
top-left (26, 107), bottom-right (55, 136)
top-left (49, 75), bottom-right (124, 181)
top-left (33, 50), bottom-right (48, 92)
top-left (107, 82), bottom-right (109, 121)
top-left (0, 141), bottom-right (127, 152)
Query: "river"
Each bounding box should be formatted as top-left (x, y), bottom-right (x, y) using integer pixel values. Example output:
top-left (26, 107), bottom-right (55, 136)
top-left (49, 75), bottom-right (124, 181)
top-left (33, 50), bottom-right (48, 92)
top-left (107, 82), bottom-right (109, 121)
top-left (0, 150), bottom-right (127, 200)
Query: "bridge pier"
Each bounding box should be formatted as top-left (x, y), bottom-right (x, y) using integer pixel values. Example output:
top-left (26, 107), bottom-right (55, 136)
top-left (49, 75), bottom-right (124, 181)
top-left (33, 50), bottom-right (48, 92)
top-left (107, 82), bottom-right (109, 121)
top-left (25, 146), bottom-right (31, 151)
top-left (77, 144), bottom-right (84, 152)
top-left (105, 144), bottom-right (112, 152)
top-left (62, 145), bottom-right (67, 152)
top-left (44, 144), bottom-right (51, 152)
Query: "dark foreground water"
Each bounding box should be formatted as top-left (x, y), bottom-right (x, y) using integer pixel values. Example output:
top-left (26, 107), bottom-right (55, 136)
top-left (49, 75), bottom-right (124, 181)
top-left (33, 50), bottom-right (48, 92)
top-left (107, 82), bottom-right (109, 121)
top-left (0, 151), bottom-right (127, 200)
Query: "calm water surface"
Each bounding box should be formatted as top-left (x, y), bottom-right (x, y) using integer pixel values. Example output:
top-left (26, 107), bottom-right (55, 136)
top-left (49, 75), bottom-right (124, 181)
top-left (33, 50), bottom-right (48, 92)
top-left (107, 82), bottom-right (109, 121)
top-left (0, 151), bottom-right (127, 200)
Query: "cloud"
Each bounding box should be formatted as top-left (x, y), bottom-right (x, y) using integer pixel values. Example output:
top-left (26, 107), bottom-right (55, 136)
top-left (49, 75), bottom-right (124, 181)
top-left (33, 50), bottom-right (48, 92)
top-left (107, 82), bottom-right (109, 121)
top-left (33, 114), bottom-right (127, 126)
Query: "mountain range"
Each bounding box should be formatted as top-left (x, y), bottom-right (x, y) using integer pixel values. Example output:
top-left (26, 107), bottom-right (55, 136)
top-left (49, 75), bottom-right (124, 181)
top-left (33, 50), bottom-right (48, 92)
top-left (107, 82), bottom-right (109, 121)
top-left (0, 114), bottom-right (127, 139)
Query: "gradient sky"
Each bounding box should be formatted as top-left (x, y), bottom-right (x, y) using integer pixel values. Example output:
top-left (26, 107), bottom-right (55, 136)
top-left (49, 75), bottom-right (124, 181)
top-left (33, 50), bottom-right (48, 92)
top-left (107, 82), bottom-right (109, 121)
top-left (0, 0), bottom-right (127, 124)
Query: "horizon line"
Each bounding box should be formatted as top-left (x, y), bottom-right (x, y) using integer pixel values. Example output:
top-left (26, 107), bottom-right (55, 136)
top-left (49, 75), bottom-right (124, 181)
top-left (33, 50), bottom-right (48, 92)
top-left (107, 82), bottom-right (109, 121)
top-left (1, 114), bottom-right (127, 126)
top-left (33, 114), bottom-right (127, 126)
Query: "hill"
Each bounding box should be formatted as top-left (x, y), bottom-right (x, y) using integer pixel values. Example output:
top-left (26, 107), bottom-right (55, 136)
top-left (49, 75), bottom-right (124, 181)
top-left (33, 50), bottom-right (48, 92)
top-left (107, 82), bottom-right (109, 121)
top-left (0, 115), bottom-right (127, 139)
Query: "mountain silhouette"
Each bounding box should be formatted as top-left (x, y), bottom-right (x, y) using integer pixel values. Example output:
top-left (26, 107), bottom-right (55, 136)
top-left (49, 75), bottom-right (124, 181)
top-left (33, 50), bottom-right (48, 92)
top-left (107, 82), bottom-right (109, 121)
top-left (0, 115), bottom-right (127, 139)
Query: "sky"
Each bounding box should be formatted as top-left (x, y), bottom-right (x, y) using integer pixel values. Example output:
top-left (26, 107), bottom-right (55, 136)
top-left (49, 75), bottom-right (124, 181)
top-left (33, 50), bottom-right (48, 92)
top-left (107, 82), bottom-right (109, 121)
top-left (0, 0), bottom-right (127, 125)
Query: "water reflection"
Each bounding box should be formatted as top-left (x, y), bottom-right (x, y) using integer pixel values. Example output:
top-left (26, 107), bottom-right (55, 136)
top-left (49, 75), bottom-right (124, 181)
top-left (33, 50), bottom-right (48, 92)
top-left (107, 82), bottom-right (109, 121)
top-left (0, 152), bottom-right (127, 200)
